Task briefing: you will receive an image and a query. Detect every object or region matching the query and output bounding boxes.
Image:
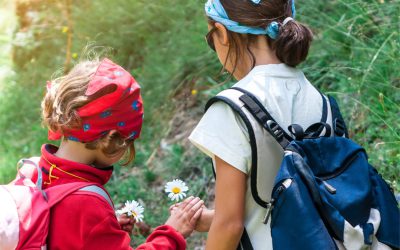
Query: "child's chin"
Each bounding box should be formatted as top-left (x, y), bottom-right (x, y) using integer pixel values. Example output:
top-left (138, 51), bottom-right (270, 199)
top-left (93, 160), bottom-right (115, 169)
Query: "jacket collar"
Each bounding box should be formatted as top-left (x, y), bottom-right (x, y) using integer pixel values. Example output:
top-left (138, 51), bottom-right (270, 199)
top-left (39, 144), bottom-right (113, 188)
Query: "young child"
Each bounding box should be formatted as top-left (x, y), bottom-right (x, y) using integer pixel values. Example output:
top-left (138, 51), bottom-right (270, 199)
top-left (189, 0), bottom-right (326, 249)
top-left (38, 58), bottom-right (203, 249)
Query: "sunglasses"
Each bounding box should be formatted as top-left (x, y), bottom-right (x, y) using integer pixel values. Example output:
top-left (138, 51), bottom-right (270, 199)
top-left (205, 27), bottom-right (217, 51)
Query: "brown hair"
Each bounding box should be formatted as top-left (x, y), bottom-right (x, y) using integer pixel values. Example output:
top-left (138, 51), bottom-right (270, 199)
top-left (41, 59), bottom-right (135, 165)
top-left (217, 0), bottom-right (313, 68)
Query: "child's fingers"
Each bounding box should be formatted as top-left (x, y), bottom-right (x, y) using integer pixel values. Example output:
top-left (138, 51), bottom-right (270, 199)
top-left (122, 225), bottom-right (133, 234)
top-left (184, 198), bottom-right (204, 217)
top-left (120, 213), bottom-right (129, 218)
top-left (176, 196), bottom-right (194, 211)
top-left (190, 207), bottom-right (203, 225)
top-left (169, 202), bottom-right (181, 212)
top-left (118, 217), bottom-right (131, 224)
top-left (179, 196), bottom-right (194, 208)
top-left (181, 197), bottom-right (201, 213)
top-left (125, 224), bottom-right (134, 232)
top-left (129, 217), bottom-right (136, 224)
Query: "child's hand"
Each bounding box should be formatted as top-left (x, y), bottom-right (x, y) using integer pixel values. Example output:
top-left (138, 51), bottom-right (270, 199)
top-left (195, 206), bottom-right (214, 232)
top-left (118, 213), bottom-right (135, 234)
top-left (165, 196), bottom-right (204, 238)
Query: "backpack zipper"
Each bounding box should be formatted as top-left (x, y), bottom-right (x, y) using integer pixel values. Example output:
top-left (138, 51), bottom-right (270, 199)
top-left (263, 179), bottom-right (292, 224)
top-left (263, 199), bottom-right (275, 224)
top-left (319, 152), bottom-right (361, 181)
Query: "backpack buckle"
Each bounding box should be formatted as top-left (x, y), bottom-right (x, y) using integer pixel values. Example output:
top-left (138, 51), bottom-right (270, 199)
top-left (266, 120), bottom-right (284, 140)
top-left (334, 118), bottom-right (345, 137)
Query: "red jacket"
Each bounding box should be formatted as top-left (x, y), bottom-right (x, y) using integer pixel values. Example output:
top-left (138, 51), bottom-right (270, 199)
top-left (39, 144), bottom-right (186, 250)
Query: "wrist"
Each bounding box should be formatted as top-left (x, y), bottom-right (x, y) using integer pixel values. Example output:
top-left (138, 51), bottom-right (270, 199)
top-left (148, 225), bottom-right (186, 250)
top-left (196, 208), bottom-right (214, 232)
top-left (204, 209), bottom-right (214, 226)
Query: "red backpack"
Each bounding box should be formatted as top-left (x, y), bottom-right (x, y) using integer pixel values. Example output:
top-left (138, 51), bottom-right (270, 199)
top-left (0, 157), bottom-right (113, 250)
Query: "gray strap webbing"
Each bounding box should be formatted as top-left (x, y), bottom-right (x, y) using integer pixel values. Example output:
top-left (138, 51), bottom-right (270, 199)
top-left (79, 185), bottom-right (113, 208)
top-left (18, 157), bottom-right (43, 191)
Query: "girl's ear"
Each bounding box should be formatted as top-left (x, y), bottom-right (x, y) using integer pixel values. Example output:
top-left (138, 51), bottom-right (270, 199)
top-left (214, 22), bottom-right (229, 46)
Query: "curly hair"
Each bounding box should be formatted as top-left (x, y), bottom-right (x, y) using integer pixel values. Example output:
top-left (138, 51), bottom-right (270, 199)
top-left (41, 59), bottom-right (135, 165)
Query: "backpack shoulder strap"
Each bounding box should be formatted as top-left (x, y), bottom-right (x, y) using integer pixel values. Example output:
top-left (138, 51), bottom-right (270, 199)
top-left (231, 87), bottom-right (292, 148)
top-left (17, 157), bottom-right (45, 191)
top-left (205, 88), bottom-right (270, 209)
top-left (46, 182), bottom-right (114, 209)
top-left (206, 90), bottom-right (257, 250)
top-left (328, 95), bottom-right (349, 138)
top-left (78, 185), bottom-right (114, 208)
top-left (45, 182), bottom-right (99, 207)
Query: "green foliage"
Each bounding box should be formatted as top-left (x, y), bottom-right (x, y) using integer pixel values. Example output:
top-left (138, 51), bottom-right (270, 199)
top-left (301, 0), bottom-right (400, 190)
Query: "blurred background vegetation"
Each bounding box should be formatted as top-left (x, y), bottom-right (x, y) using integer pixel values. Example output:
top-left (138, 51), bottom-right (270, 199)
top-left (0, 0), bottom-right (399, 247)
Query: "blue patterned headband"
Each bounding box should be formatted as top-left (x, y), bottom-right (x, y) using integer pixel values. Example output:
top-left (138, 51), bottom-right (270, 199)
top-left (205, 0), bottom-right (296, 40)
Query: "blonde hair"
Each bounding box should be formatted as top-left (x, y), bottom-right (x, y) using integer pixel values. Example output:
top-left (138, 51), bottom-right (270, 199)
top-left (41, 59), bottom-right (135, 165)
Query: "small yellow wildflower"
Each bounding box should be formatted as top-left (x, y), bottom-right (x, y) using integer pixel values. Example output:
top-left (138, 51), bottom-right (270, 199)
top-left (62, 26), bottom-right (69, 33)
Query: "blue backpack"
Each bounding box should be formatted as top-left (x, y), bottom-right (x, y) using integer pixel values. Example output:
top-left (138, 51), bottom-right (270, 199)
top-left (206, 87), bottom-right (399, 250)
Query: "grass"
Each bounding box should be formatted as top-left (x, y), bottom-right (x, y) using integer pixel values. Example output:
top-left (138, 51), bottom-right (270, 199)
top-left (0, 0), bottom-right (19, 181)
top-left (0, 0), bottom-right (399, 246)
top-left (301, 0), bottom-right (400, 190)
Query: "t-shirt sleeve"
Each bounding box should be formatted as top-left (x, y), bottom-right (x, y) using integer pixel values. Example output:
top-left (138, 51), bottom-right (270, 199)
top-left (189, 102), bottom-right (251, 174)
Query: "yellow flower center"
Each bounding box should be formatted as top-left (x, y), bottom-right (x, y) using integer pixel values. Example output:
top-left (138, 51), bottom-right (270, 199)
top-left (131, 211), bottom-right (137, 218)
top-left (172, 187), bottom-right (181, 194)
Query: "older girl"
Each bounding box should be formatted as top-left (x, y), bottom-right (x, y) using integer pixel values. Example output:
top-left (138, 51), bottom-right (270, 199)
top-left (189, 0), bottom-right (330, 249)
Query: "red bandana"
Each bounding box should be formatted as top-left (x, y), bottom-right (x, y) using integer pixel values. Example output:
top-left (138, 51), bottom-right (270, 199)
top-left (48, 58), bottom-right (143, 142)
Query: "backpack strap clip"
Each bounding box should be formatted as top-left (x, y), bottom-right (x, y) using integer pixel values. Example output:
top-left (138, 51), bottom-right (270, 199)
top-left (289, 122), bottom-right (332, 140)
top-left (328, 95), bottom-right (349, 138)
top-left (238, 94), bottom-right (291, 149)
top-left (333, 118), bottom-right (346, 137)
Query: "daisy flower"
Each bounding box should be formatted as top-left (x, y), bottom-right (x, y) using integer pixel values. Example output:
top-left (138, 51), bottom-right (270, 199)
top-left (165, 179), bottom-right (189, 202)
top-left (116, 200), bottom-right (144, 222)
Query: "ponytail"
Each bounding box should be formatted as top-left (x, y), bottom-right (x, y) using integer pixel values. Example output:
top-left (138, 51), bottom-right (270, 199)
top-left (274, 20), bottom-right (313, 67)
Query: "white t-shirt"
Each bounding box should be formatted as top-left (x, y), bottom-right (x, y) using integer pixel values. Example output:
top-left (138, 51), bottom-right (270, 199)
top-left (189, 64), bottom-right (332, 250)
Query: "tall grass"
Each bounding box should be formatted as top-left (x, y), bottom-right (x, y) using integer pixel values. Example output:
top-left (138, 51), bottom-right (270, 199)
top-left (301, 0), bottom-right (400, 189)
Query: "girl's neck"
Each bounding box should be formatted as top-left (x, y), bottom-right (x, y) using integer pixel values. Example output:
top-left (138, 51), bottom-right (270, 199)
top-left (54, 140), bottom-right (95, 165)
top-left (233, 37), bottom-right (281, 80)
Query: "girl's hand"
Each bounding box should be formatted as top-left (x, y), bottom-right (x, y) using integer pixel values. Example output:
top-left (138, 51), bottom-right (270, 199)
top-left (165, 196), bottom-right (204, 238)
top-left (195, 206), bottom-right (214, 232)
top-left (118, 213), bottom-right (135, 234)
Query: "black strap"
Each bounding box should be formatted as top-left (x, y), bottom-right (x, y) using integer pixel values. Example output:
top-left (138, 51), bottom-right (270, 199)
top-left (205, 96), bottom-right (269, 209)
top-left (231, 87), bottom-right (293, 142)
top-left (206, 97), bottom-right (258, 250)
top-left (233, 86), bottom-right (329, 130)
top-left (319, 91), bottom-right (328, 124)
top-left (237, 228), bottom-right (254, 250)
top-left (288, 122), bottom-right (332, 140)
top-left (328, 95), bottom-right (349, 138)
top-left (239, 94), bottom-right (290, 149)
